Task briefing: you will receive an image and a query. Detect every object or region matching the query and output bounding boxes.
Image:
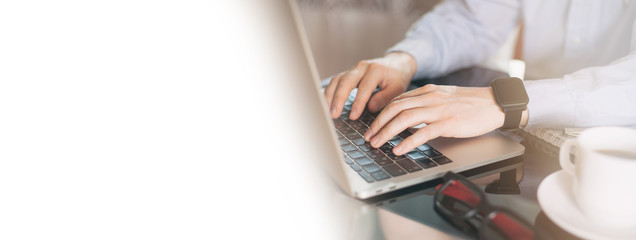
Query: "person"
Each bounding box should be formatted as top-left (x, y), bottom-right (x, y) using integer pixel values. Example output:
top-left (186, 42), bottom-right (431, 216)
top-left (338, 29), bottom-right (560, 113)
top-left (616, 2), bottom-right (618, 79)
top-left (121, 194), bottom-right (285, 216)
top-left (325, 0), bottom-right (636, 156)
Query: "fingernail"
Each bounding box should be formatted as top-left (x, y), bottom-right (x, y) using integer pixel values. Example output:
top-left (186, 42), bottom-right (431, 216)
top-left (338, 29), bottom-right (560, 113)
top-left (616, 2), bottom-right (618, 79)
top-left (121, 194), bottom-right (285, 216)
top-left (370, 137), bottom-right (379, 147)
top-left (393, 146), bottom-right (403, 155)
top-left (330, 106), bottom-right (337, 117)
top-left (349, 109), bottom-right (357, 119)
top-left (363, 131), bottom-right (370, 140)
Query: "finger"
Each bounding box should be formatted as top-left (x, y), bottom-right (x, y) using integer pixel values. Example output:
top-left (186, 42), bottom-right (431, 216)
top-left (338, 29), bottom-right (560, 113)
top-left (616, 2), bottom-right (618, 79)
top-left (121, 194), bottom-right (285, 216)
top-left (368, 108), bottom-right (435, 149)
top-left (364, 94), bottom-right (439, 141)
top-left (364, 96), bottom-right (414, 141)
top-left (393, 84), bottom-right (438, 102)
top-left (393, 121), bottom-right (447, 155)
top-left (349, 64), bottom-right (383, 120)
top-left (324, 73), bottom-right (344, 111)
top-left (330, 64), bottom-right (368, 118)
top-left (366, 81), bottom-right (406, 113)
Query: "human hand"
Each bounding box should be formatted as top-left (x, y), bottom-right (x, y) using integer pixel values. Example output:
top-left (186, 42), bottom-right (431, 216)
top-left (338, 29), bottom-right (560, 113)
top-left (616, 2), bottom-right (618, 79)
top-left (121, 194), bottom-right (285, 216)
top-left (324, 52), bottom-right (416, 120)
top-left (363, 84), bottom-right (511, 155)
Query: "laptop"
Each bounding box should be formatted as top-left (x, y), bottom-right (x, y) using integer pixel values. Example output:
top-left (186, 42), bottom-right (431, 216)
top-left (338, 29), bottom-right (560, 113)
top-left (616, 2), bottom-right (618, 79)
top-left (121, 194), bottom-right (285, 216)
top-left (288, 0), bottom-right (524, 199)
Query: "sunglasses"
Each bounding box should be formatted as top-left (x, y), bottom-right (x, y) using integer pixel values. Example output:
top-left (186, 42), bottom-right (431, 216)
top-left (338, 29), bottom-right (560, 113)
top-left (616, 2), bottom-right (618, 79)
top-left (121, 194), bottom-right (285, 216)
top-left (434, 171), bottom-right (539, 240)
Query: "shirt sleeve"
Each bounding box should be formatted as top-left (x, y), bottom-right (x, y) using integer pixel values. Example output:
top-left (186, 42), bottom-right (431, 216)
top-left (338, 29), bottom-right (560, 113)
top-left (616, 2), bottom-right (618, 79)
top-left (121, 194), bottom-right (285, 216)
top-left (387, 0), bottom-right (520, 79)
top-left (524, 51), bottom-right (636, 128)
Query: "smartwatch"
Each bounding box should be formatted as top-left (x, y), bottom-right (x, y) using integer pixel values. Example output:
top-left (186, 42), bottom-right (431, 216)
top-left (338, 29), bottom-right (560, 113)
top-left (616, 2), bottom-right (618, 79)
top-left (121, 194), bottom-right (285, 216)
top-left (491, 77), bottom-right (529, 131)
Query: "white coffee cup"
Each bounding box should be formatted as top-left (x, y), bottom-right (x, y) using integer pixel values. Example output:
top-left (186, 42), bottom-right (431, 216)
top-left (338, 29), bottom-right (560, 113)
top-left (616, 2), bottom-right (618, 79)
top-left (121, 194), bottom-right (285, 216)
top-left (559, 127), bottom-right (636, 228)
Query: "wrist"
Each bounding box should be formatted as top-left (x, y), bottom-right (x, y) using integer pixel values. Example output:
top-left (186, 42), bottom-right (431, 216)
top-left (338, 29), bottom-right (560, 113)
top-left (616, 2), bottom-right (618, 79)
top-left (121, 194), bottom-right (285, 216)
top-left (520, 109), bottom-right (529, 128)
top-left (384, 52), bottom-right (417, 81)
top-left (486, 88), bottom-right (506, 128)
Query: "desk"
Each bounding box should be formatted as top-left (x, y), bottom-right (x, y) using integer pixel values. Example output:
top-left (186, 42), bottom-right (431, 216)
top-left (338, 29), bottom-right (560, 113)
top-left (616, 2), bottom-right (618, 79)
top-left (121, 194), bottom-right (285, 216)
top-left (332, 139), bottom-right (579, 239)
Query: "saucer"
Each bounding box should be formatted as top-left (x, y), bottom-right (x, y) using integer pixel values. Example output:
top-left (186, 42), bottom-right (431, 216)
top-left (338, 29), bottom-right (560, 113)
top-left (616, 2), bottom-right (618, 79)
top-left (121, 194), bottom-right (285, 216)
top-left (537, 170), bottom-right (636, 240)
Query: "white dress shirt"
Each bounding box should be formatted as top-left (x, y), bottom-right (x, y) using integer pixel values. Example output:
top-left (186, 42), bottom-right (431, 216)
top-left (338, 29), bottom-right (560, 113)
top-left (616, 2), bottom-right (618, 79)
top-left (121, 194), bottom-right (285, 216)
top-left (388, 0), bottom-right (636, 128)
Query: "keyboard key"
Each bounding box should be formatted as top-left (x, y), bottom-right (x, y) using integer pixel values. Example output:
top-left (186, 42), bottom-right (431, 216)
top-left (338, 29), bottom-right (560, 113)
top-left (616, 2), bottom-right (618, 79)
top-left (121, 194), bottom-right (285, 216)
top-left (337, 132), bottom-right (345, 139)
top-left (366, 149), bottom-right (384, 159)
top-left (349, 121), bottom-right (362, 127)
top-left (362, 163), bottom-right (382, 173)
top-left (388, 138), bottom-right (403, 146)
top-left (359, 143), bottom-right (372, 152)
top-left (398, 130), bottom-right (411, 138)
top-left (343, 156), bottom-right (354, 165)
top-left (350, 164), bottom-right (362, 172)
top-left (386, 152), bottom-right (399, 160)
top-left (415, 158), bottom-right (437, 169)
top-left (406, 151), bottom-right (426, 160)
top-left (338, 126), bottom-right (356, 134)
top-left (394, 155), bottom-right (409, 162)
top-left (432, 156), bottom-right (452, 165)
top-left (338, 138), bottom-right (349, 145)
top-left (341, 143), bottom-right (356, 152)
top-left (344, 118), bottom-right (357, 125)
top-left (383, 164), bottom-right (407, 176)
top-left (351, 123), bottom-right (368, 132)
top-left (333, 119), bottom-right (346, 128)
top-left (396, 159), bottom-right (423, 172)
top-left (346, 93), bottom-right (355, 103)
top-left (373, 156), bottom-right (393, 166)
top-left (416, 144), bottom-right (432, 151)
top-left (345, 132), bottom-right (362, 140)
top-left (358, 171), bottom-right (374, 183)
top-left (350, 119), bottom-right (364, 125)
top-left (351, 138), bottom-right (366, 146)
top-left (356, 129), bottom-right (369, 135)
top-left (354, 157), bottom-right (373, 166)
top-left (370, 171), bottom-right (390, 181)
top-left (360, 114), bottom-right (375, 125)
top-left (421, 149), bottom-right (443, 158)
top-left (347, 150), bottom-right (365, 159)
top-left (379, 143), bottom-right (393, 153)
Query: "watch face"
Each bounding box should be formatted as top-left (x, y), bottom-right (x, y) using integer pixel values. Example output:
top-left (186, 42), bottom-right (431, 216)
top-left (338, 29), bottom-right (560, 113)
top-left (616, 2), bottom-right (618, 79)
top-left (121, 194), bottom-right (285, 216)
top-left (492, 78), bottom-right (529, 106)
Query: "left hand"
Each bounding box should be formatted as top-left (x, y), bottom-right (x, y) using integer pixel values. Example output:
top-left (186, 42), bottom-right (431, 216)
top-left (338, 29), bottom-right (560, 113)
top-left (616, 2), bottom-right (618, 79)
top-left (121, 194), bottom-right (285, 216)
top-left (363, 84), bottom-right (506, 155)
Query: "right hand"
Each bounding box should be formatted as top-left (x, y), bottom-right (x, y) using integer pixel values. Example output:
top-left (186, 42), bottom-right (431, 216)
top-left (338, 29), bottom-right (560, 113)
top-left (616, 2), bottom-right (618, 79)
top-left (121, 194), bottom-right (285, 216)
top-left (324, 52), bottom-right (417, 120)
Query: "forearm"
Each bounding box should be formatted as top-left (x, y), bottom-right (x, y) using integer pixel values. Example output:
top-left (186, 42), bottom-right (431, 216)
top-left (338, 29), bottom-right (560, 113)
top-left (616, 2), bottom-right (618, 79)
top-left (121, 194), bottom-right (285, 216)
top-left (524, 52), bottom-right (636, 128)
top-left (386, 0), bottom-right (521, 79)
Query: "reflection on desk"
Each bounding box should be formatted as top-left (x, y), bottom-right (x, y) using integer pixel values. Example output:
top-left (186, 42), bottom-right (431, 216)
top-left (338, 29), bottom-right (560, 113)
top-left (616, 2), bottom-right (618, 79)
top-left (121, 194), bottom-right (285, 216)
top-left (331, 188), bottom-right (467, 240)
top-left (379, 208), bottom-right (458, 240)
top-left (331, 144), bottom-right (569, 239)
top-left (332, 184), bottom-right (541, 239)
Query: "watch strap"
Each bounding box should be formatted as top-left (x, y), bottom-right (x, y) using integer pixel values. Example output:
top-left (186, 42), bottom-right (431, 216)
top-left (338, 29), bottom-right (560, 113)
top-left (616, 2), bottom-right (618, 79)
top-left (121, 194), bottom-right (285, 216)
top-left (501, 108), bottom-right (522, 130)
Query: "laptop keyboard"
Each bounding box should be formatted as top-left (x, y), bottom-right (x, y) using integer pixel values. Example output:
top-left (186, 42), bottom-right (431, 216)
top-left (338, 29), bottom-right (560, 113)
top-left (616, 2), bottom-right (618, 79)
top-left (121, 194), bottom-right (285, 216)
top-left (334, 109), bottom-right (452, 183)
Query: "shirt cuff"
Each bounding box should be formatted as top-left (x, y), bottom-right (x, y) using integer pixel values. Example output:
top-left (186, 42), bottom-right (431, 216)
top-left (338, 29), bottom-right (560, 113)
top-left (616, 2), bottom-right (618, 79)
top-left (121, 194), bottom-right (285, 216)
top-left (524, 78), bottom-right (577, 128)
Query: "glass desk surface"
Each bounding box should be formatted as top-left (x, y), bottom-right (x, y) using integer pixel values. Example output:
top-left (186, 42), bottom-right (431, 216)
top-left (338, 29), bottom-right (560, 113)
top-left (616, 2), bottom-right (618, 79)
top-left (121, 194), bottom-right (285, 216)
top-left (331, 142), bottom-right (580, 240)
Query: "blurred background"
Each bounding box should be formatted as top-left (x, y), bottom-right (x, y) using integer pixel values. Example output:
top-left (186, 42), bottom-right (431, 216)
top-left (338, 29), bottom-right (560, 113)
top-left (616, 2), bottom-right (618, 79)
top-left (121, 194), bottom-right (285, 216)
top-left (297, 0), bottom-right (440, 78)
top-left (297, 0), bottom-right (519, 79)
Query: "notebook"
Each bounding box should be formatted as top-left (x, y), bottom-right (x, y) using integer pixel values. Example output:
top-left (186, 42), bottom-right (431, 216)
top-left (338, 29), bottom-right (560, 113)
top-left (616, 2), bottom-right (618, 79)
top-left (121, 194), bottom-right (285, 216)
top-left (289, 1), bottom-right (525, 199)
